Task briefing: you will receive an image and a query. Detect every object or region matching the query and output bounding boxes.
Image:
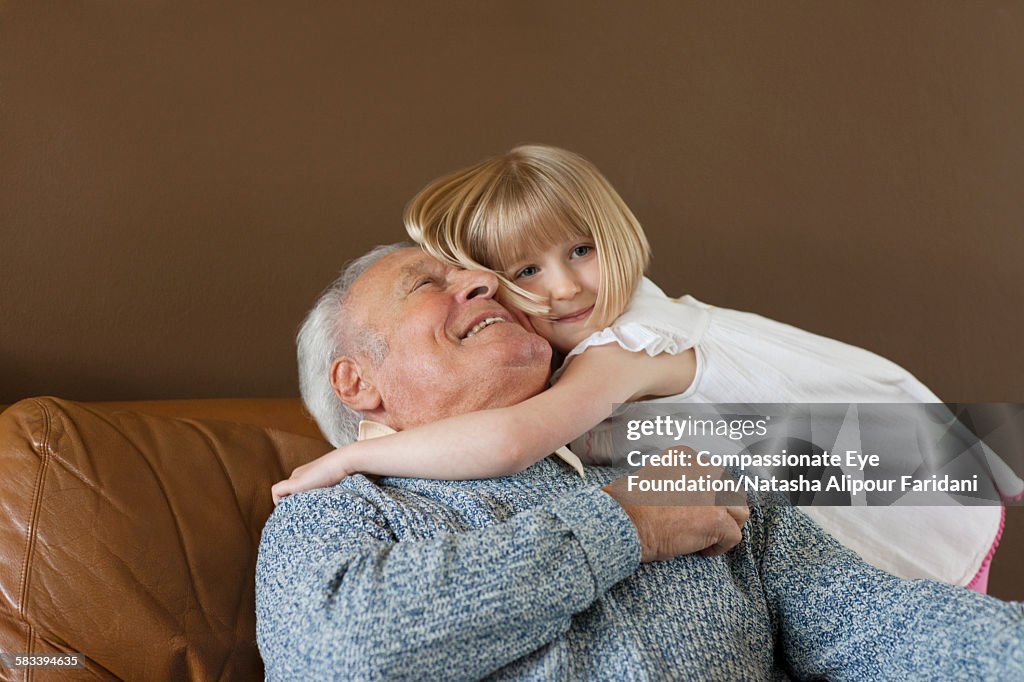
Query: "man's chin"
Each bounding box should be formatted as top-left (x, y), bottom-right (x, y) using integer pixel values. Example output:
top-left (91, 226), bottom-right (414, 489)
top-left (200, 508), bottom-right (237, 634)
top-left (504, 336), bottom-right (553, 375)
top-left (468, 339), bottom-right (551, 410)
top-left (494, 357), bottom-right (551, 407)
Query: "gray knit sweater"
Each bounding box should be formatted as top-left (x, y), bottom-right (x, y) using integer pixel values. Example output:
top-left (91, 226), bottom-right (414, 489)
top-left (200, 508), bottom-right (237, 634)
top-left (256, 458), bottom-right (1023, 680)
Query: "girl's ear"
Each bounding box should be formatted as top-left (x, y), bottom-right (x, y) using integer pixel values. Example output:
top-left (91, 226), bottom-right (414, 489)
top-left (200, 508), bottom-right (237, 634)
top-left (330, 357), bottom-right (382, 412)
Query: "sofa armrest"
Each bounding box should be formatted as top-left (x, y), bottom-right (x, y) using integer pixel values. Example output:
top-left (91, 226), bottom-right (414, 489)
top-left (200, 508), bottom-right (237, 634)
top-left (0, 397), bottom-right (331, 680)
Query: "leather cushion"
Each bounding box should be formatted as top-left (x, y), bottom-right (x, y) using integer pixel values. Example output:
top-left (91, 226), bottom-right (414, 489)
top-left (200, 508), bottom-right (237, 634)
top-left (0, 398), bottom-right (331, 680)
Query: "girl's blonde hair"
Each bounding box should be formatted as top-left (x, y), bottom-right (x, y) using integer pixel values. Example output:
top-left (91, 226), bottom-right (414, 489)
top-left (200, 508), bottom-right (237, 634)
top-left (404, 144), bottom-right (650, 327)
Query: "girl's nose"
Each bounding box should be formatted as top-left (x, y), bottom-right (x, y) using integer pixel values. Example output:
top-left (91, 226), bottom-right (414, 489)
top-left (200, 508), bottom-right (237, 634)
top-left (549, 271), bottom-right (581, 300)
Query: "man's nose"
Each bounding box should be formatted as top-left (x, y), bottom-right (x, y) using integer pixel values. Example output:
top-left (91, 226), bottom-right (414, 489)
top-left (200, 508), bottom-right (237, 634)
top-left (453, 268), bottom-right (498, 302)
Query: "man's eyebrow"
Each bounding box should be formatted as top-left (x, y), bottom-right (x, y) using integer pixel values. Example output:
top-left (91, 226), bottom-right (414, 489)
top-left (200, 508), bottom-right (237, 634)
top-left (398, 262), bottom-right (427, 284)
top-left (396, 261), bottom-right (441, 293)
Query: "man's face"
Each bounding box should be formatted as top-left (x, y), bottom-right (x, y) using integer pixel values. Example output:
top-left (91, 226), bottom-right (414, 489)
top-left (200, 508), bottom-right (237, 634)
top-left (345, 248), bottom-right (552, 431)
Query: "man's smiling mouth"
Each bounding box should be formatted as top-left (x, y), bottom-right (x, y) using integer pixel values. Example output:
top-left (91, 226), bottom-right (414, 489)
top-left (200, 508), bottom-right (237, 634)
top-left (464, 317), bottom-right (506, 339)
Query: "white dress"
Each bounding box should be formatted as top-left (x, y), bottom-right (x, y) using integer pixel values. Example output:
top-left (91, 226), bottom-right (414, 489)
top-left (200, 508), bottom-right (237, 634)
top-left (557, 277), bottom-right (1019, 587)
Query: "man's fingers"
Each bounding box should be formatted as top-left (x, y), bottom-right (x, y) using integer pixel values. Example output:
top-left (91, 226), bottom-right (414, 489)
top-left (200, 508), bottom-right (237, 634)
top-left (697, 507), bottom-right (746, 557)
top-left (699, 545), bottom-right (725, 557)
top-left (696, 506), bottom-right (746, 550)
top-left (725, 505), bottom-right (750, 528)
top-left (699, 541), bottom-right (733, 557)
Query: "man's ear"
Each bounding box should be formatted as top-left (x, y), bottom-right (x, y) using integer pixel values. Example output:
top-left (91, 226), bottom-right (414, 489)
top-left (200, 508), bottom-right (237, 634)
top-left (330, 357), bottom-right (382, 412)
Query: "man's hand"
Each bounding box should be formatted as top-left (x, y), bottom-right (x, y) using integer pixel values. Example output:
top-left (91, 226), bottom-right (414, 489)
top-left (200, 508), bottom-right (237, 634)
top-left (602, 457), bottom-right (750, 563)
top-left (610, 500), bottom-right (749, 562)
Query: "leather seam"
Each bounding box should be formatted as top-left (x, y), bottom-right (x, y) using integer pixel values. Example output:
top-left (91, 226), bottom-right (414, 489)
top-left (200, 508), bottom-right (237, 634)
top-left (18, 398), bottom-right (53, 657)
top-left (26, 628), bottom-right (36, 682)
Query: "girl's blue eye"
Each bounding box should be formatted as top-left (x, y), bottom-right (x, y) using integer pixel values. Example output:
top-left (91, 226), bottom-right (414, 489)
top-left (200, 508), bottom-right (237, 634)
top-left (572, 245), bottom-right (593, 258)
top-left (515, 266), bottom-right (539, 279)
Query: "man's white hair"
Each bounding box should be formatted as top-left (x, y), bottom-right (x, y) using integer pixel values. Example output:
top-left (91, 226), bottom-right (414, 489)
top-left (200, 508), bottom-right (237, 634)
top-left (297, 243), bottom-right (410, 446)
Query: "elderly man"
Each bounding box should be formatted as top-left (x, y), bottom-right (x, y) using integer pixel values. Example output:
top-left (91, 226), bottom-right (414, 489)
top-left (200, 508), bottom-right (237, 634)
top-left (256, 244), bottom-right (1023, 680)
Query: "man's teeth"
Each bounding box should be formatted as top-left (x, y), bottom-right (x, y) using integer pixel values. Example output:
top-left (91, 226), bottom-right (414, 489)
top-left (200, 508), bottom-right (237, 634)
top-left (465, 317), bottom-right (504, 338)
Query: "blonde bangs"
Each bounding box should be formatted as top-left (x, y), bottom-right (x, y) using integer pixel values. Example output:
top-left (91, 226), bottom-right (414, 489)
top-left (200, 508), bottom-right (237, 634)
top-left (406, 144), bottom-right (652, 324)
top-left (449, 168), bottom-right (593, 319)
top-left (470, 179), bottom-right (591, 275)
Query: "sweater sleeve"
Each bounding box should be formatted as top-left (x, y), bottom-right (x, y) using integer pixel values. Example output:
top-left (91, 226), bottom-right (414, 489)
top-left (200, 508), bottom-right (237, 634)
top-left (255, 484), bottom-right (641, 680)
top-left (752, 503), bottom-right (1024, 680)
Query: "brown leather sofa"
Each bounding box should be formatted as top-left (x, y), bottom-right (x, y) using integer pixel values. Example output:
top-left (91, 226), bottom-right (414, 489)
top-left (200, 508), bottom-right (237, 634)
top-left (0, 398), bottom-right (330, 681)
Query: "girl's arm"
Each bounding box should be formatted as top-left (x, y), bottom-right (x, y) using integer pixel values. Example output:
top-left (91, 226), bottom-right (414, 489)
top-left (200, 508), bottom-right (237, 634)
top-left (271, 345), bottom-right (696, 503)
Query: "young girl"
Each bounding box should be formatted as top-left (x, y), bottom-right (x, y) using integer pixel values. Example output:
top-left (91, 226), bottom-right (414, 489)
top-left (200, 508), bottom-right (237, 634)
top-left (274, 145), bottom-right (1017, 590)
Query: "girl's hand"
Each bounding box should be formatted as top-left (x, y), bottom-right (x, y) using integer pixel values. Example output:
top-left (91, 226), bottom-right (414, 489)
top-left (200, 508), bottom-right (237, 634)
top-left (271, 449), bottom-right (351, 504)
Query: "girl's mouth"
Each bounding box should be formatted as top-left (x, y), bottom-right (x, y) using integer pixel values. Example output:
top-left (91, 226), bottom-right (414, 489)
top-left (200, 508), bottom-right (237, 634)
top-left (554, 305), bottom-right (594, 324)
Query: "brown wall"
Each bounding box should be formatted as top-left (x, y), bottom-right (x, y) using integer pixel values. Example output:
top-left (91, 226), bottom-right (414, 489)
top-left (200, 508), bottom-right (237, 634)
top-left (3, 1), bottom-right (1022, 405)
top-left (0, 1), bottom-right (1020, 597)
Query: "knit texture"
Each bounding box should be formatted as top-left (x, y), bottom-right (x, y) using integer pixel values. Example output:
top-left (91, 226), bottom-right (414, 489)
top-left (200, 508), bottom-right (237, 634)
top-left (256, 458), bottom-right (1024, 680)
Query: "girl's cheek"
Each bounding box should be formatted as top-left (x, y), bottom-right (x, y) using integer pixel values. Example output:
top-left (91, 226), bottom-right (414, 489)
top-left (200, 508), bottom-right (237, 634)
top-left (508, 306), bottom-right (539, 334)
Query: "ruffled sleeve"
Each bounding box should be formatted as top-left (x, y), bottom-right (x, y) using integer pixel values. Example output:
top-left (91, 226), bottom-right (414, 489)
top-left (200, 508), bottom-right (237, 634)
top-left (552, 278), bottom-right (711, 383)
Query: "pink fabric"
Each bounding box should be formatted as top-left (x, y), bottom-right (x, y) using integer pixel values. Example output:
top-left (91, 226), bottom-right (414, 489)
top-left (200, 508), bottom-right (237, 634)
top-left (967, 563), bottom-right (991, 594)
top-left (965, 504), bottom-right (1006, 594)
